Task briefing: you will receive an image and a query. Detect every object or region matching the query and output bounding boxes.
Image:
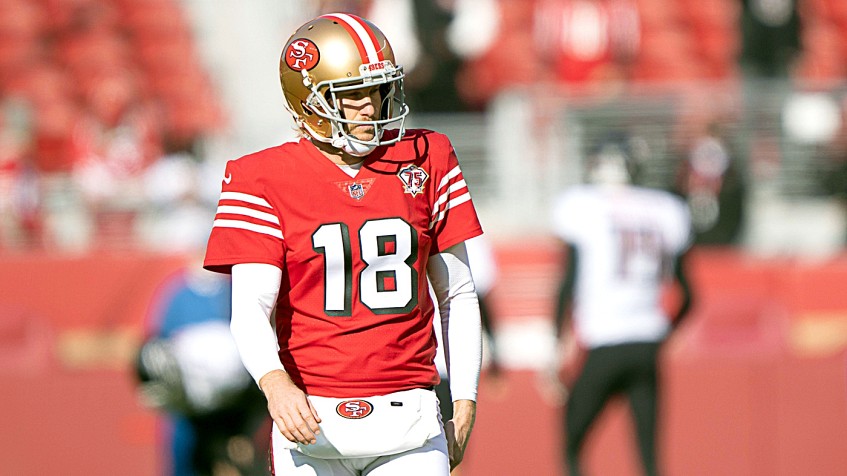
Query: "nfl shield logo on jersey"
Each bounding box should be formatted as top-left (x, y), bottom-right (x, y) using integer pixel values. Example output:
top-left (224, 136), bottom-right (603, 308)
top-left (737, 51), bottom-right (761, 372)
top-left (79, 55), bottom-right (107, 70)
top-left (334, 178), bottom-right (375, 200)
top-left (397, 165), bottom-right (429, 197)
top-left (348, 183), bottom-right (365, 199)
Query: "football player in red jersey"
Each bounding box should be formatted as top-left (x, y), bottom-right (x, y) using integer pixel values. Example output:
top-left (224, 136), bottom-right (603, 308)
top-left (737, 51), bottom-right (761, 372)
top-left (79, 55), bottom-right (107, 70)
top-left (203, 13), bottom-right (483, 476)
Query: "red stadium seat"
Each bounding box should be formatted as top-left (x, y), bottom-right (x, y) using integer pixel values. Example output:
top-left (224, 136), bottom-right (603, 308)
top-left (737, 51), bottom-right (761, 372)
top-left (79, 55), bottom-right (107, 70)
top-left (2, 0), bottom-right (225, 168)
top-left (119, 1), bottom-right (191, 39)
top-left (0, 36), bottom-right (42, 74)
top-left (822, 0), bottom-right (847, 26)
top-left (794, 20), bottom-right (846, 83)
top-left (3, 62), bottom-right (74, 105)
top-left (36, 0), bottom-right (118, 32)
top-left (0, 0), bottom-right (45, 76)
top-left (0, 0), bottom-right (46, 38)
top-left (635, 0), bottom-right (681, 30)
top-left (800, 0), bottom-right (827, 17)
top-left (135, 58), bottom-right (226, 142)
top-left (689, 25), bottom-right (740, 80)
top-left (630, 26), bottom-right (706, 83)
top-left (134, 34), bottom-right (197, 75)
top-left (56, 31), bottom-right (132, 75)
top-left (677, 0), bottom-right (738, 30)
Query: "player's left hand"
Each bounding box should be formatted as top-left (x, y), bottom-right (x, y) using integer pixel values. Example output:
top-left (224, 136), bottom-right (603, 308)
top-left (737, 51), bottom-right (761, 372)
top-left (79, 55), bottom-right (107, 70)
top-left (445, 399), bottom-right (476, 470)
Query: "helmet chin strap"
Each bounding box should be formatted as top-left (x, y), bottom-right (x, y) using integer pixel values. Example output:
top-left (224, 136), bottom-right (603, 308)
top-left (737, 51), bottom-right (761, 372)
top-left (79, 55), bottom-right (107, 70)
top-left (331, 135), bottom-right (377, 157)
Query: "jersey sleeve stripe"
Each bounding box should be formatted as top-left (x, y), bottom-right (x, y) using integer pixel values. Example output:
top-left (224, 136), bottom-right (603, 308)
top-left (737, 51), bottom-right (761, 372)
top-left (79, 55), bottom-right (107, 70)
top-left (436, 165), bottom-right (462, 191)
top-left (216, 205), bottom-right (280, 225)
top-left (213, 219), bottom-right (283, 240)
top-left (219, 191), bottom-right (273, 209)
top-left (428, 192), bottom-right (472, 229)
top-left (431, 179), bottom-right (468, 217)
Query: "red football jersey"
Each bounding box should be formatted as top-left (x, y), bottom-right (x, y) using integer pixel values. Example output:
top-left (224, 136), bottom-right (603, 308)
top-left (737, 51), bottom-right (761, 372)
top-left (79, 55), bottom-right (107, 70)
top-left (204, 129), bottom-right (483, 397)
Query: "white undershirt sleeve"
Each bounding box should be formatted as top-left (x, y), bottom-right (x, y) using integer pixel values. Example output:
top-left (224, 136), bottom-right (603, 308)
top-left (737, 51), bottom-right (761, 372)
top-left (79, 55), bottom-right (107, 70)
top-left (230, 263), bottom-right (286, 386)
top-left (427, 242), bottom-right (483, 402)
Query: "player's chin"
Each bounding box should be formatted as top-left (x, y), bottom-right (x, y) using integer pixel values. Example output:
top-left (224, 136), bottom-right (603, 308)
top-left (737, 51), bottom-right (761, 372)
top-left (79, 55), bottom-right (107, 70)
top-left (349, 127), bottom-right (376, 142)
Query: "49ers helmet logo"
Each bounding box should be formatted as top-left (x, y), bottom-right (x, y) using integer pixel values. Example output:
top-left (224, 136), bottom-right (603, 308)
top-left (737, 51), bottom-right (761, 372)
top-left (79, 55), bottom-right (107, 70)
top-left (336, 400), bottom-right (373, 419)
top-left (285, 38), bottom-right (320, 71)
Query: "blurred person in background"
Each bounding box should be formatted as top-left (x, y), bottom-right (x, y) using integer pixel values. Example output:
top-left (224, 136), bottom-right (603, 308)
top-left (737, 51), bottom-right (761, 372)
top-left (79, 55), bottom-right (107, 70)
top-left (203, 12), bottom-right (483, 476)
top-left (740, 0), bottom-right (801, 79)
top-left (675, 120), bottom-right (746, 245)
top-left (135, 242), bottom-right (269, 476)
top-left (372, 0), bottom-right (458, 113)
top-left (71, 68), bottom-right (163, 248)
top-left (321, 0), bottom-right (481, 113)
top-left (3, 63), bottom-right (85, 251)
top-left (0, 96), bottom-right (40, 249)
top-left (548, 134), bottom-right (694, 476)
top-left (452, 0), bottom-right (541, 110)
top-left (138, 141), bottom-right (220, 254)
top-left (534, 0), bottom-right (640, 94)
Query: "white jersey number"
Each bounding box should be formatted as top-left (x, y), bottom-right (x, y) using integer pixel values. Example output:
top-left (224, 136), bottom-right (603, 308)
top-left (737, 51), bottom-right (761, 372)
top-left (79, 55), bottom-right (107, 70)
top-left (616, 226), bottom-right (665, 281)
top-left (312, 218), bottom-right (418, 316)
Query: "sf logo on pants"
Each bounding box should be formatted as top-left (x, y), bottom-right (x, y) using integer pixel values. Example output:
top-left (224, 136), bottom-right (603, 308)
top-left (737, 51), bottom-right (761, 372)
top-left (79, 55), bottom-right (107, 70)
top-left (336, 400), bottom-right (374, 419)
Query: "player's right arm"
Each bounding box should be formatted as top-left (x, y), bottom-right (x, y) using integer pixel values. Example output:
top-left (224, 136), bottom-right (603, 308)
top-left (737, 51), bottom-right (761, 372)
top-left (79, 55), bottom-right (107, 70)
top-left (553, 241), bottom-right (578, 340)
top-left (545, 191), bottom-right (585, 400)
top-left (231, 263), bottom-right (321, 445)
top-left (550, 189), bottom-right (583, 342)
top-left (204, 157), bottom-right (321, 445)
top-left (669, 250), bottom-right (694, 330)
top-left (666, 194), bottom-right (695, 331)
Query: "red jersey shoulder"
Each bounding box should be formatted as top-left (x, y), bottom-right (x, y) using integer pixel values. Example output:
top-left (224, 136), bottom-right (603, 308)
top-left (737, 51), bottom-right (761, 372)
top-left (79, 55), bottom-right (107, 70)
top-left (221, 141), bottom-right (303, 186)
top-left (389, 129), bottom-right (456, 170)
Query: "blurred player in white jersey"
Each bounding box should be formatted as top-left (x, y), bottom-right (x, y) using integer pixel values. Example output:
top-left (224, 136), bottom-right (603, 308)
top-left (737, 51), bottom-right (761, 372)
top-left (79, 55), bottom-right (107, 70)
top-left (550, 135), bottom-right (694, 476)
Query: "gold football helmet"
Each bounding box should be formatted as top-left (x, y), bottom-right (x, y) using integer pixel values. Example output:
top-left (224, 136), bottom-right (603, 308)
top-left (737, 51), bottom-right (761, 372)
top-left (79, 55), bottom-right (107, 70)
top-left (279, 13), bottom-right (409, 156)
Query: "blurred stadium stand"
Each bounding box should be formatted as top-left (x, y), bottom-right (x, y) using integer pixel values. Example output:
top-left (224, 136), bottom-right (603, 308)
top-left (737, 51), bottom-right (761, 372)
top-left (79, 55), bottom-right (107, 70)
top-left (1, 0), bottom-right (847, 475)
top-left (1, 0), bottom-right (839, 257)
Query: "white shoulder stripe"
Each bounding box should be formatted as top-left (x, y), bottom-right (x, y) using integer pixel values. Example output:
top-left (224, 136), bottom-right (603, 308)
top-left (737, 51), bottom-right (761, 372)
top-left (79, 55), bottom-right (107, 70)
top-left (213, 219), bottom-right (283, 240)
top-left (328, 13), bottom-right (380, 63)
top-left (437, 166), bottom-right (462, 191)
top-left (216, 205), bottom-right (279, 225)
top-left (431, 179), bottom-right (468, 217)
top-left (429, 192), bottom-right (472, 229)
top-left (219, 192), bottom-right (272, 209)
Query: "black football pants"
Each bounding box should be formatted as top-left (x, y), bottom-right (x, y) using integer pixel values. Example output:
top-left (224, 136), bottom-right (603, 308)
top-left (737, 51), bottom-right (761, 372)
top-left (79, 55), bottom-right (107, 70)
top-left (564, 342), bottom-right (662, 476)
